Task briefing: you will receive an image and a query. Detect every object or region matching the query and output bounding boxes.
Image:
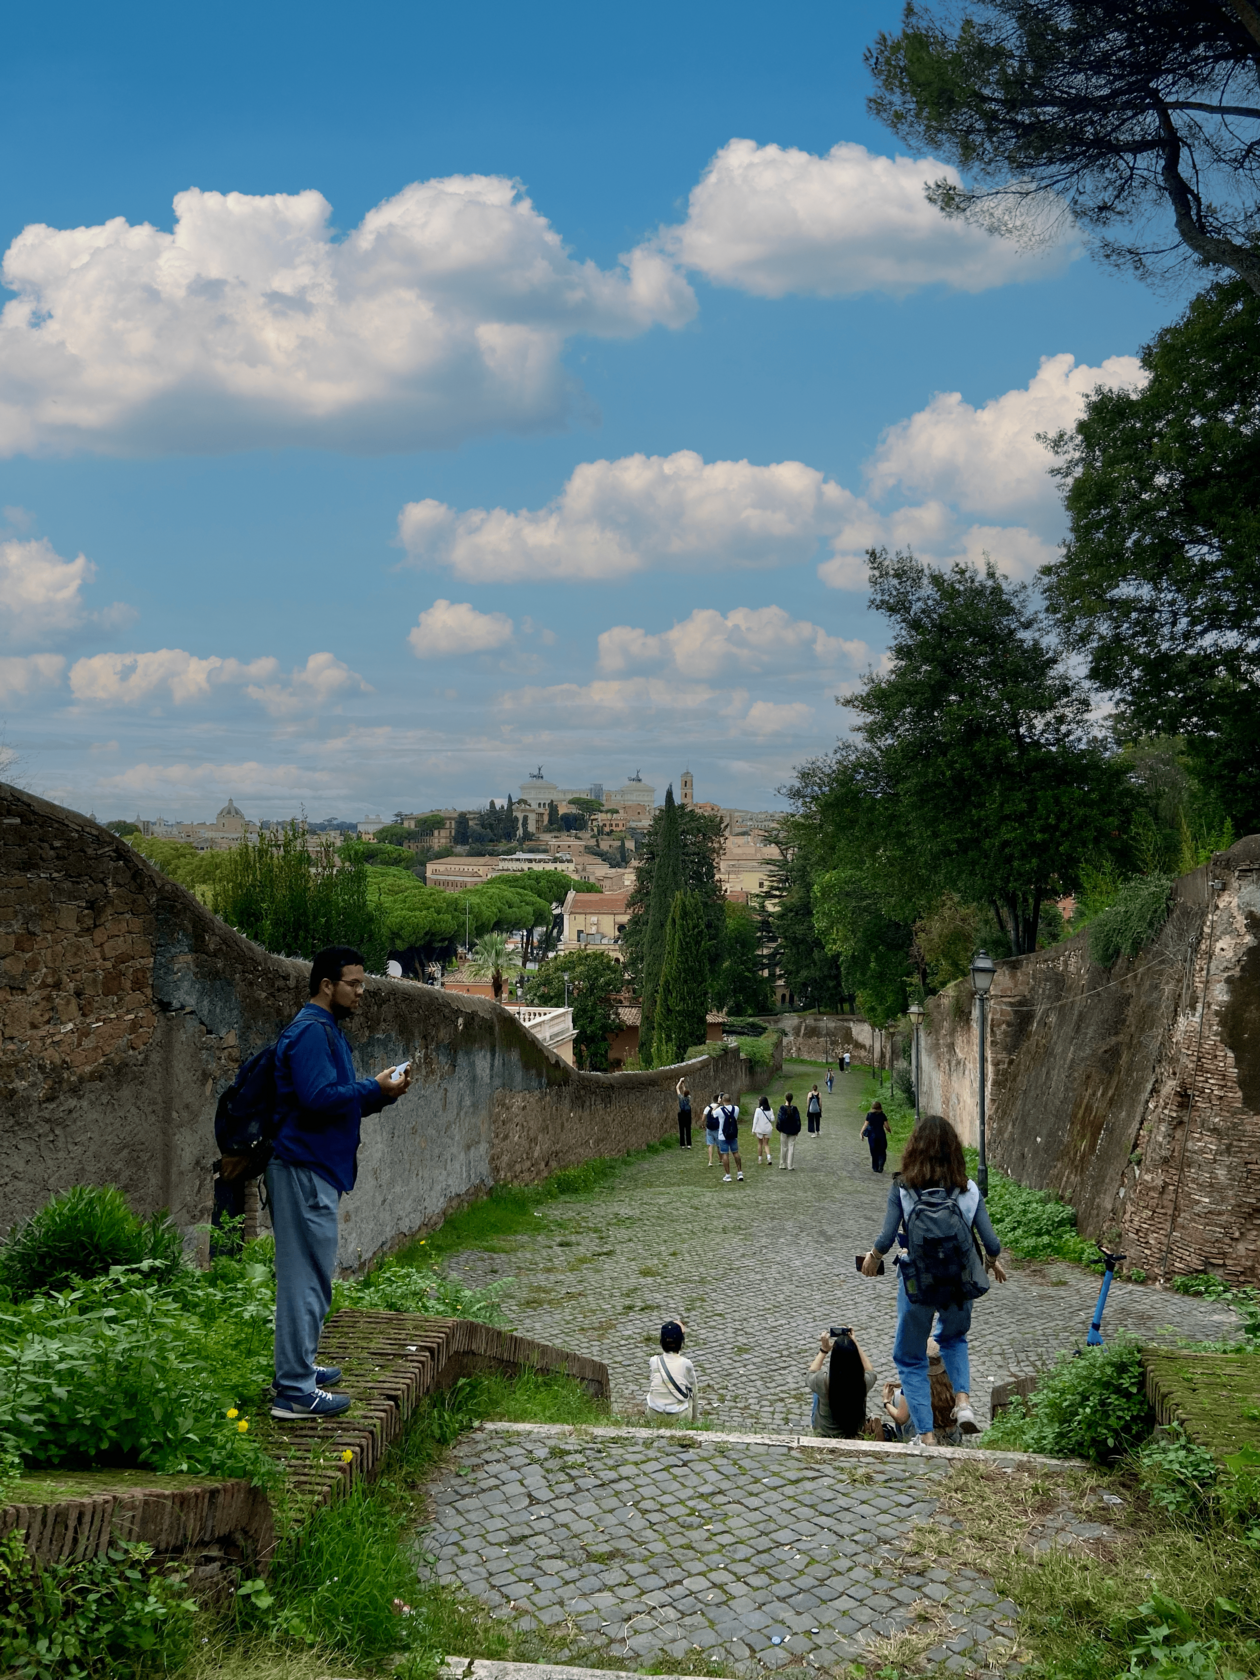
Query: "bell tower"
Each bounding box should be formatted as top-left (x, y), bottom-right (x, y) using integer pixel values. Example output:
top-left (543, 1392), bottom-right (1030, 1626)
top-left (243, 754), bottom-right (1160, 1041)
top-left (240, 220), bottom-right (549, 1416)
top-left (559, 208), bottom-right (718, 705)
top-left (680, 769), bottom-right (693, 808)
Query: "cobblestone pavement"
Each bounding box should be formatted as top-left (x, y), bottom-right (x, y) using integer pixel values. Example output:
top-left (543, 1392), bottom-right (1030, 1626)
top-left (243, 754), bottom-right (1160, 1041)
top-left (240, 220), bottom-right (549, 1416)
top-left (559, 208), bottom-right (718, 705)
top-left (449, 1060), bottom-right (1237, 1431)
top-left (421, 1426), bottom-right (1023, 1677)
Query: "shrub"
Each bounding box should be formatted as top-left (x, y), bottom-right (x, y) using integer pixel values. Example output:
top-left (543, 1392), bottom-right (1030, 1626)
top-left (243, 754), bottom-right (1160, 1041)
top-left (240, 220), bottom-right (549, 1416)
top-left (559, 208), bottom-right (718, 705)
top-left (335, 1259), bottom-right (506, 1323)
top-left (0, 1185), bottom-right (183, 1299)
top-left (0, 1532), bottom-right (195, 1679)
top-left (980, 1169), bottom-right (1098, 1267)
top-left (1088, 873), bottom-right (1174, 968)
top-left (983, 1335), bottom-right (1151, 1461)
top-left (0, 1272), bottom-right (272, 1479)
top-left (1139, 1427), bottom-right (1222, 1516)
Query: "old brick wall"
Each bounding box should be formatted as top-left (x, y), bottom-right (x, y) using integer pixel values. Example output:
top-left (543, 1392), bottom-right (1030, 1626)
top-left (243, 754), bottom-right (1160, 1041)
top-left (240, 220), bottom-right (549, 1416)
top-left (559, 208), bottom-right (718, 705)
top-left (776, 1014), bottom-right (876, 1062)
top-left (0, 784), bottom-right (753, 1271)
top-left (916, 836), bottom-right (1260, 1283)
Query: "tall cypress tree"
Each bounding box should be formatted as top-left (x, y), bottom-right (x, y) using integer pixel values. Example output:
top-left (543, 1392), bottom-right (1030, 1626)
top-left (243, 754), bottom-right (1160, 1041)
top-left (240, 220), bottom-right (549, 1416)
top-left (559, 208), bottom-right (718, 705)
top-left (635, 785), bottom-right (683, 1059)
top-left (652, 890), bottom-right (710, 1067)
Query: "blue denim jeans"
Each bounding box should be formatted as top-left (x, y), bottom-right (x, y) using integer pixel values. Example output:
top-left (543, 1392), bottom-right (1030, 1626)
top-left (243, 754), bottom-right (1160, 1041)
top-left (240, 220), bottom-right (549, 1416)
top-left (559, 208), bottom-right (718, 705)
top-left (267, 1158), bottom-right (340, 1397)
top-left (893, 1273), bottom-right (972, 1435)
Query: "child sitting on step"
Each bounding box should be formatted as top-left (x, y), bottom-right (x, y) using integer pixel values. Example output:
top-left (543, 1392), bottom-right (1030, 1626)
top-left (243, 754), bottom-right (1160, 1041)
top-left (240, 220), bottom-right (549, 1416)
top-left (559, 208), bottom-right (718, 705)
top-left (646, 1320), bottom-right (699, 1424)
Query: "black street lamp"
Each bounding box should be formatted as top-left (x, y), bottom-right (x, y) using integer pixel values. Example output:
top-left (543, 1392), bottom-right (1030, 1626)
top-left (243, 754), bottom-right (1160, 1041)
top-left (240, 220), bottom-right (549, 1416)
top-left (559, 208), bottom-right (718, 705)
top-left (970, 951), bottom-right (997, 1198)
top-left (908, 1001), bottom-right (924, 1124)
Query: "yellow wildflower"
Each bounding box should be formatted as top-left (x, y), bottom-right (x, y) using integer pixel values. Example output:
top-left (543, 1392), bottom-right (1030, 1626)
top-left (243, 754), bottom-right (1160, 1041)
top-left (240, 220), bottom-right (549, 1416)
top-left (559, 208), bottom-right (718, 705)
top-left (237, 1420), bottom-right (249, 1433)
top-left (342, 1449), bottom-right (354, 1463)
top-left (226, 1408), bottom-right (239, 1419)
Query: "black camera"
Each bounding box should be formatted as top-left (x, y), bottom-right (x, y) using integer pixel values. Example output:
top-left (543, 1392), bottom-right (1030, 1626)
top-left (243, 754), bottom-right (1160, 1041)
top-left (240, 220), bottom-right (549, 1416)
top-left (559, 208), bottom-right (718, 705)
top-left (829, 1326), bottom-right (852, 1338)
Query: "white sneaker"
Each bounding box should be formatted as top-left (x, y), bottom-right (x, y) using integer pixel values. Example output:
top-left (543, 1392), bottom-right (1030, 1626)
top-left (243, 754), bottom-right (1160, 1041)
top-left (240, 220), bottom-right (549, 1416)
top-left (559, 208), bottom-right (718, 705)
top-left (953, 1402), bottom-right (980, 1434)
top-left (737, 1171), bottom-right (744, 1181)
top-left (907, 1434), bottom-right (936, 1453)
top-left (722, 1173), bottom-right (732, 1182)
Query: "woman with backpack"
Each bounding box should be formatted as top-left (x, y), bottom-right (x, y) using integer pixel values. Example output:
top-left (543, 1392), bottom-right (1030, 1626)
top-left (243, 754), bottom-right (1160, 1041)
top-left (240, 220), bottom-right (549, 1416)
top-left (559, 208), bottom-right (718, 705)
top-left (676, 1077), bottom-right (693, 1150)
top-left (775, 1091), bottom-right (801, 1170)
top-left (806, 1084), bottom-right (823, 1135)
top-left (860, 1114), bottom-right (1006, 1447)
top-left (751, 1095), bottom-right (775, 1165)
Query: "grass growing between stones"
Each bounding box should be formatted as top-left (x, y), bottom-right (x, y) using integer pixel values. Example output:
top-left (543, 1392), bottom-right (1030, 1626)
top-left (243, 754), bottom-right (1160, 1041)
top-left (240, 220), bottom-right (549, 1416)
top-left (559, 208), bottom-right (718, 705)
top-left (902, 1460), bottom-right (1260, 1680)
top-left (193, 1370), bottom-right (620, 1680)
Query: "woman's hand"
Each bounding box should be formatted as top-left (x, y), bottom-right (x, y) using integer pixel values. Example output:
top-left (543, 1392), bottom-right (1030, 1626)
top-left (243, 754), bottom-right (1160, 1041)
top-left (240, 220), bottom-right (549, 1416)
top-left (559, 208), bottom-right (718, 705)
top-left (990, 1258), bottom-right (1008, 1283)
top-left (818, 1332), bottom-right (832, 1353)
top-left (861, 1249), bottom-right (883, 1277)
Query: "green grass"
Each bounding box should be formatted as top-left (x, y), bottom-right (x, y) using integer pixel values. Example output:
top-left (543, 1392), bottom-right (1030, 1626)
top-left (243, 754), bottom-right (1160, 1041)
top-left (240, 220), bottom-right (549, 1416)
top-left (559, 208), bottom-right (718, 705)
top-left (392, 1137), bottom-right (679, 1263)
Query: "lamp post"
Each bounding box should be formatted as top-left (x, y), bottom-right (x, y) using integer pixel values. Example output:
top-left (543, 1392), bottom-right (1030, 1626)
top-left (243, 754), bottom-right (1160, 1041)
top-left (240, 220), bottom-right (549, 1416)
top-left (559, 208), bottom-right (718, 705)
top-left (970, 951), bottom-right (996, 1198)
top-left (563, 970), bottom-right (571, 1011)
top-left (908, 1001), bottom-right (924, 1124)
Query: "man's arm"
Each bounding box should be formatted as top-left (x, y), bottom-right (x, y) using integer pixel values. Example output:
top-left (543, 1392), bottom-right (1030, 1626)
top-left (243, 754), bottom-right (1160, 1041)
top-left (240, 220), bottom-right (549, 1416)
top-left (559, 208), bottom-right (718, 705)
top-left (285, 1019), bottom-right (379, 1116)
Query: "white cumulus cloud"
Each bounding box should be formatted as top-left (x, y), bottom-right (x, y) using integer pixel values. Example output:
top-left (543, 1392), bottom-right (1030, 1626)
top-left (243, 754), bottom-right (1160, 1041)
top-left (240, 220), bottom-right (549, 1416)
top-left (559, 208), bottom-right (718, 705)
top-left (0, 652), bottom-right (66, 702)
top-left (67, 647), bottom-right (370, 711)
top-left (865, 352), bottom-right (1145, 520)
top-left (498, 675), bottom-right (816, 743)
top-left (398, 451), bottom-right (860, 582)
top-left (0, 538), bottom-right (94, 642)
top-left (658, 139), bottom-right (1078, 298)
top-left (409, 599), bottom-right (515, 658)
top-left (597, 606), bottom-right (868, 678)
top-left (0, 179), bottom-right (696, 457)
top-left (98, 760), bottom-right (340, 800)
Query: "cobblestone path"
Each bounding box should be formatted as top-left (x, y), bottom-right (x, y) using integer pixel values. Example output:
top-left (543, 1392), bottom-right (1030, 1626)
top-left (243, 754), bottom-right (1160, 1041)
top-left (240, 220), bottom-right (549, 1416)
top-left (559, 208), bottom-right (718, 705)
top-left (422, 1425), bottom-right (1023, 1676)
top-left (448, 1060), bottom-right (1236, 1431)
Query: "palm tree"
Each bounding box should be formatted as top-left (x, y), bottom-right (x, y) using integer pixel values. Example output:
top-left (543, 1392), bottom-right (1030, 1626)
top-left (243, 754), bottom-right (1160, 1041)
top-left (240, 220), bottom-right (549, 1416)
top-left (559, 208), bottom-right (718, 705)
top-left (469, 932), bottom-right (520, 1002)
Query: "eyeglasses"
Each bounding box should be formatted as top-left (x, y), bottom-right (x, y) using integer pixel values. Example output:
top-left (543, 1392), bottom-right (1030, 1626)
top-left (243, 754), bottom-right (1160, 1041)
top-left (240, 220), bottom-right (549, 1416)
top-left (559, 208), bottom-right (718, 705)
top-left (337, 979), bottom-right (367, 992)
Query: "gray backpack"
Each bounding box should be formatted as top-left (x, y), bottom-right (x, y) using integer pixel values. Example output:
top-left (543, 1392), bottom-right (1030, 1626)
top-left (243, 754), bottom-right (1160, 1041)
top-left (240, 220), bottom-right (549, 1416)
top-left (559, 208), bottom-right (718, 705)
top-left (900, 1186), bottom-right (990, 1308)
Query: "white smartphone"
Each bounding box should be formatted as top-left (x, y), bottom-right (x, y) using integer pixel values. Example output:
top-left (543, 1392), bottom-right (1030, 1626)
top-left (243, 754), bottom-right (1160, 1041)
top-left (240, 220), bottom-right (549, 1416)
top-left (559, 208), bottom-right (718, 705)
top-left (391, 1060), bottom-right (411, 1081)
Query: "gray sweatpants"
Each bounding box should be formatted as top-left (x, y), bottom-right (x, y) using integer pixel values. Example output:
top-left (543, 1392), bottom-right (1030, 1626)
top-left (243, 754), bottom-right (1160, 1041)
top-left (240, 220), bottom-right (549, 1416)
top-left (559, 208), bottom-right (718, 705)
top-left (267, 1158), bottom-right (340, 1396)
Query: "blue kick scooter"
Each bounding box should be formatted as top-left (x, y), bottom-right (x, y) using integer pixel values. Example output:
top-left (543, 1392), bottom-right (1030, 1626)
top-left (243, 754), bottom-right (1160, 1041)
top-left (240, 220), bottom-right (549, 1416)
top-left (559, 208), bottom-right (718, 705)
top-left (1086, 1246), bottom-right (1126, 1346)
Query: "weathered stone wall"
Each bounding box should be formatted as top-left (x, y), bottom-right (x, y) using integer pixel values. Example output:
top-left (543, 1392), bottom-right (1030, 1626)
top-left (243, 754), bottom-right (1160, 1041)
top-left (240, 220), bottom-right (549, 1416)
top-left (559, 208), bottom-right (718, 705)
top-left (0, 784), bottom-right (751, 1271)
top-left (776, 1013), bottom-right (876, 1063)
top-left (917, 836), bottom-right (1260, 1283)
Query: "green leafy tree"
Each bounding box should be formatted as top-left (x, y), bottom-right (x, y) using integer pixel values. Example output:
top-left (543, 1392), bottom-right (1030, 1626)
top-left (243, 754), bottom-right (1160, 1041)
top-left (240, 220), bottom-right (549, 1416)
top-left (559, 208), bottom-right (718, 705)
top-left (546, 799), bottom-right (560, 830)
top-left (714, 900), bottom-right (772, 1015)
top-left (215, 823), bottom-right (386, 967)
top-left (129, 835), bottom-right (235, 905)
top-left (369, 823), bottom-right (418, 847)
top-left (453, 813), bottom-right (471, 846)
top-left (469, 932), bottom-right (520, 1001)
top-left (623, 786), bottom-right (683, 1058)
top-left (526, 949), bottom-right (624, 1070)
top-left (834, 549), bottom-right (1135, 955)
top-left (762, 845), bottom-right (850, 1011)
top-left (105, 819), bottom-right (140, 837)
top-left (342, 840), bottom-right (415, 869)
top-left (652, 891), bottom-right (712, 1066)
top-left (866, 1), bottom-right (1260, 295)
top-left (1044, 276), bottom-right (1260, 832)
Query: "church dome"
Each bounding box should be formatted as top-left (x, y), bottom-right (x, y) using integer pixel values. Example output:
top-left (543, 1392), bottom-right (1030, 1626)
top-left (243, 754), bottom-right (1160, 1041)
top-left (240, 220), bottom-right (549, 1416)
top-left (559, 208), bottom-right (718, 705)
top-left (217, 798), bottom-right (245, 822)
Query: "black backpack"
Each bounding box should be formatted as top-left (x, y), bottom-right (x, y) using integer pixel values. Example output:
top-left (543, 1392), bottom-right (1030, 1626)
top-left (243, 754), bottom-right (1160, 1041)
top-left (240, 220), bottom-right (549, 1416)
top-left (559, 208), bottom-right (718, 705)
top-left (900, 1186), bottom-right (990, 1308)
top-left (214, 1044), bottom-right (280, 1181)
top-left (720, 1104), bottom-right (738, 1139)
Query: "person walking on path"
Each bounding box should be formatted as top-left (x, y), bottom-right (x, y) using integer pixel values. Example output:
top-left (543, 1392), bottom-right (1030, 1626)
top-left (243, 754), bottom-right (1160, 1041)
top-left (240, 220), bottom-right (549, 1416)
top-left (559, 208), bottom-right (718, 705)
top-left (676, 1078), bottom-right (693, 1150)
top-left (843, 1052), bottom-right (851, 1073)
top-left (269, 945), bottom-right (411, 1420)
top-left (826, 1068), bottom-right (834, 1094)
top-left (806, 1084), bottom-right (823, 1136)
top-left (717, 1092), bottom-right (743, 1182)
top-left (703, 1095), bottom-right (721, 1167)
top-left (646, 1320), bottom-right (699, 1423)
top-left (861, 1114), bottom-right (1006, 1447)
top-left (751, 1095), bottom-right (775, 1165)
top-left (776, 1091), bottom-right (801, 1170)
top-left (807, 1328), bottom-right (876, 1438)
top-left (862, 1101), bottom-right (891, 1173)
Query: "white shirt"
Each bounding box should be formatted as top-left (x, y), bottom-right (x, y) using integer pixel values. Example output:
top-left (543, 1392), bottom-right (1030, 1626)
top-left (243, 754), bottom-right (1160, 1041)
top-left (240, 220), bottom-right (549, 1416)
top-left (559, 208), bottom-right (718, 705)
top-left (646, 1352), bottom-right (699, 1420)
top-left (751, 1106), bottom-right (774, 1136)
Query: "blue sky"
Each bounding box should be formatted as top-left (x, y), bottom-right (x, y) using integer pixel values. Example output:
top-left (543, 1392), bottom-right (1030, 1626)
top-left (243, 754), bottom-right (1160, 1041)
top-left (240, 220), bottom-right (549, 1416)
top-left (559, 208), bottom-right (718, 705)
top-left (0, 0), bottom-right (1170, 822)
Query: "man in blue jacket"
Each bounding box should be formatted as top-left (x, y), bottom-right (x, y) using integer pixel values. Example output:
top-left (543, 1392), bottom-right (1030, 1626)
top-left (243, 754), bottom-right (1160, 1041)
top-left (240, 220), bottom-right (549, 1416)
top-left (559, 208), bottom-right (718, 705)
top-left (269, 945), bottom-right (411, 1420)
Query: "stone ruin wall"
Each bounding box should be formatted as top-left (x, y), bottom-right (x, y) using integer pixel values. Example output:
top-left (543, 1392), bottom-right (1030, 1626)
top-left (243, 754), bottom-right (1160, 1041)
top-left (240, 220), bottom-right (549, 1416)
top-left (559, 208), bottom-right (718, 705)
top-left (0, 783), bottom-right (749, 1272)
top-left (917, 836), bottom-right (1260, 1284)
top-left (775, 1013), bottom-right (877, 1063)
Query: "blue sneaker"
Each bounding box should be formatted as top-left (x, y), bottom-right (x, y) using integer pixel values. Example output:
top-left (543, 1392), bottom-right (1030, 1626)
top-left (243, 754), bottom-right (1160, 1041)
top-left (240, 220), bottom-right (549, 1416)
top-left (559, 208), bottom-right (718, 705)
top-left (270, 1387), bottom-right (352, 1420)
top-left (315, 1365), bottom-right (342, 1386)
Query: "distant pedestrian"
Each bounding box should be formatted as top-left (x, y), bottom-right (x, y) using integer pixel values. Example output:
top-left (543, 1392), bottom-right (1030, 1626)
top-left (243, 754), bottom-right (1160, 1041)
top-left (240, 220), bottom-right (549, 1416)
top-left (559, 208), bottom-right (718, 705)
top-left (807, 1085), bottom-right (823, 1136)
top-left (646, 1320), bottom-right (699, 1424)
top-left (717, 1092), bottom-right (743, 1182)
top-left (776, 1091), bottom-right (801, 1170)
top-left (843, 1052), bottom-right (851, 1073)
top-left (703, 1095), bottom-right (721, 1166)
top-left (862, 1101), bottom-right (890, 1173)
top-left (826, 1068), bottom-right (834, 1094)
top-left (807, 1328), bottom-right (876, 1438)
top-left (676, 1078), bottom-right (693, 1150)
top-left (861, 1114), bottom-right (1007, 1447)
top-left (751, 1095), bottom-right (775, 1166)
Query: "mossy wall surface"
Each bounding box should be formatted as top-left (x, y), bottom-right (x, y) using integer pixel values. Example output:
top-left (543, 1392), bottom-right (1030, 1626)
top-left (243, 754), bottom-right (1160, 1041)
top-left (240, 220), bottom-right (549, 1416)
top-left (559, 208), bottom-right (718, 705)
top-left (1143, 1348), bottom-right (1260, 1458)
top-left (0, 783), bottom-right (747, 1271)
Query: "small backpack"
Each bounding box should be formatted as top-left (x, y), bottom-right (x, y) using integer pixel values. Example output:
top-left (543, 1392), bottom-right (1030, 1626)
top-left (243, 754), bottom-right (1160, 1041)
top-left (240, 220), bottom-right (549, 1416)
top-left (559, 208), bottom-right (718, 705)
top-left (721, 1104), bottom-right (738, 1139)
top-left (213, 1044), bottom-right (280, 1181)
top-left (900, 1185), bottom-right (990, 1308)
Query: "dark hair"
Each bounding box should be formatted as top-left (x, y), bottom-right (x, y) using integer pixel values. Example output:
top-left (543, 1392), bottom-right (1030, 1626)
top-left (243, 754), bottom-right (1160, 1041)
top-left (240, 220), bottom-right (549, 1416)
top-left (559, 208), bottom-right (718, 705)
top-left (309, 945), bottom-right (366, 997)
top-left (784, 1092), bottom-right (793, 1103)
top-left (870, 1101), bottom-right (883, 1113)
top-left (899, 1113), bottom-right (968, 1192)
top-left (826, 1331), bottom-right (868, 1438)
top-left (660, 1321), bottom-right (684, 1353)
top-left (758, 1095), bottom-right (771, 1109)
